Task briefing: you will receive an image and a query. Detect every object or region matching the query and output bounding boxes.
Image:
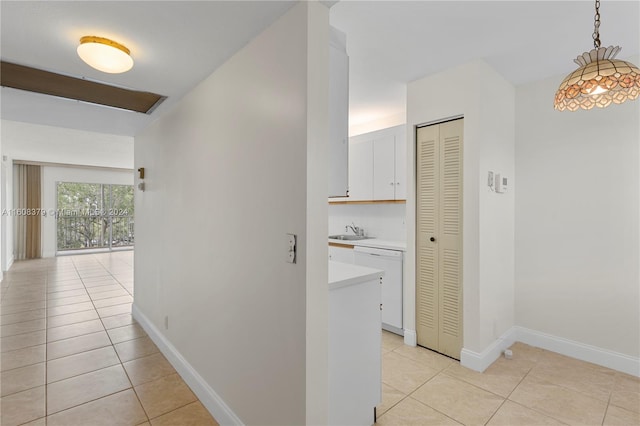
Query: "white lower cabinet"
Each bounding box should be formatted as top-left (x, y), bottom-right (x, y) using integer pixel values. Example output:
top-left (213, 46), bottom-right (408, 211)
top-left (354, 246), bottom-right (403, 333)
top-left (328, 245), bottom-right (355, 263)
top-left (329, 266), bottom-right (381, 426)
top-left (329, 243), bottom-right (404, 335)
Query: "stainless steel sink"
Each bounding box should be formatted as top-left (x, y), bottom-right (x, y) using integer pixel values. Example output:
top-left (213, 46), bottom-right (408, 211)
top-left (329, 234), bottom-right (371, 241)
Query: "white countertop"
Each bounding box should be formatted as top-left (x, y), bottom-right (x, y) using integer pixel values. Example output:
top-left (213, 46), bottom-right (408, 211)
top-left (328, 238), bottom-right (406, 251)
top-left (329, 261), bottom-right (384, 290)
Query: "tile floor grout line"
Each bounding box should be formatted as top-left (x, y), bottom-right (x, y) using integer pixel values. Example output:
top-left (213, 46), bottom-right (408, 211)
top-left (46, 387), bottom-right (138, 419)
top-left (146, 399), bottom-right (203, 423)
top-left (76, 257), bottom-right (114, 350)
top-left (404, 381), bottom-right (466, 426)
top-left (46, 361), bottom-right (125, 386)
top-left (521, 364), bottom-right (616, 407)
top-left (0, 348), bottom-right (47, 374)
top-left (0, 304), bottom-right (48, 314)
top-left (75, 254), bottom-right (152, 425)
top-left (0, 366), bottom-right (47, 399)
top-left (379, 337), bottom-right (460, 423)
top-left (0, 325), bottom-right (48, 339)
top-left (600, 383), bottom-right (615, 426)
top-left (44, 331), bottom-right (112, 362)
top-left (501, 356), bottom-right (573, 425)
top-left (481, 395), bottom-right (509, 425)
top-left (117, 340), bottom-right (155, 424)
top-left (436, 369), bottom-right (511, 400)
top-left (485, 353), bottom-right (548, 425)
top-left (378, 380), bottom-right (411, 418)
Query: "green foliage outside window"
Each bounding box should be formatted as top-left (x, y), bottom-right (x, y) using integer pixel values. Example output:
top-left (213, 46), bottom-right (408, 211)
top-left (57, 182), bottom-right (134, 251)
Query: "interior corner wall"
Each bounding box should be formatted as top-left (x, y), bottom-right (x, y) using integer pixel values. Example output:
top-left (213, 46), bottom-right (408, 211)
top-left (0, 132), bottom-right (3, 280)
top-left (2, 156), bottom-right (13, 272)
top-left (1, 120), bottom-right (134, 169)
top-left (134, 3), bottom-right (328, 424)
top-left (349, 112), bottom-right (407, 137)
top-left (515, 59), bottom-right (640, 358)
top-left (0, 120), bottom-right (134, 265)
top-left (406, 60), bottom-right (515, 356)
top-left (304, 3), bottom-right (329, 424)
top-left (476, 62), bottom-right (516, 350)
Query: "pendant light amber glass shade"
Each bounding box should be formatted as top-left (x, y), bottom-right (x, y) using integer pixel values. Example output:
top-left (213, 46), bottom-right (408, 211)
top-left (554, 46), bottom-right (640, 111)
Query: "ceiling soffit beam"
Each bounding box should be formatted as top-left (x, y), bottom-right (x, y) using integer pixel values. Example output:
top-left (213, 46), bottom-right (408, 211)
top-left (0, 61), bottom-right (166, 114)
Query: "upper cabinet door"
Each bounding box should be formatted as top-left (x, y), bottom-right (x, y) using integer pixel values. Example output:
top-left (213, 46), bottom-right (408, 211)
top-left (348, 139), bottom-right (374, 201)
top-left (373, 136), bottom-right (396, 200)
top-left (394, 127), bottom-right (407, 200)
top-left (328, 27), bottom-right (349, 198)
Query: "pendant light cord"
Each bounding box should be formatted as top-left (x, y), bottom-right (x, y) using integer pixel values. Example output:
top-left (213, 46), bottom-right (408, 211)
top-left (593, 0), bottom-right (601, 48)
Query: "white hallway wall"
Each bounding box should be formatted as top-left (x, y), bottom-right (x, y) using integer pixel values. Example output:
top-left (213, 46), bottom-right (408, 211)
top-left (1, 120), bottom-right (134, 169)
top-left (515, 57), bottom-right (640, 361)
top-left (134, 3), bottom-right (329, 424)
top-left (406, 56), bottom-right (639, 375)
top-left (0, 120), bottom-right (133, 263)
top-left (406, 60), bottom-right (516, 368)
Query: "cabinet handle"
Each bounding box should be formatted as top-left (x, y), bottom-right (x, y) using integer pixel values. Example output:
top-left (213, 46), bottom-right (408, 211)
top-left (389, 182), bottom-right (394, 186)
top-left (380, 304), bottom-right (383, 311)
top-left (430, 237), bottom-right (436, 242)
top-left (396, 182), bottom-right (400, 185)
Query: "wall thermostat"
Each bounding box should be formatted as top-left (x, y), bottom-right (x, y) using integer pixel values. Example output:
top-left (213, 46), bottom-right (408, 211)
top-left (495, 174), bottom-right (508, 193)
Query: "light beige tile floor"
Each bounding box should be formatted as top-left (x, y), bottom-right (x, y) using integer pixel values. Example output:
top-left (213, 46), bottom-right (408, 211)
top-left (0, 252), bottom-right (219, 426)
top-left (378, 332), bottom-right (640, 425)
top-left (3, 253), bottom-right (638, 426)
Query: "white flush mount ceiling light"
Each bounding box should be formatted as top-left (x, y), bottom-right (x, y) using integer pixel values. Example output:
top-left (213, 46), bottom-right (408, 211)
top-left (554, 0), bottom-right (640, 111)
top-left (77, 36), bottom-right (134, 74)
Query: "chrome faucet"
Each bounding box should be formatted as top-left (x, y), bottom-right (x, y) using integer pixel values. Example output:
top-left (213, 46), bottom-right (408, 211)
top-left (346, 222), bottom-right (365, 236)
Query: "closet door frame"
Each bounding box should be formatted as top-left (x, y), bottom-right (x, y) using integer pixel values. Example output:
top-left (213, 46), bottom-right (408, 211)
top-left (415, 117), bottom-right (463, 360)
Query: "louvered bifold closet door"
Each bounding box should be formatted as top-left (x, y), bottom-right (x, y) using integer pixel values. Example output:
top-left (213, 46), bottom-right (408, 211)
top-left (416, 119), bottom-right (463, 360)
top-left (416, 124), bottom-right (439, 351)
top-left (437, 119), bottom-right (463, 359)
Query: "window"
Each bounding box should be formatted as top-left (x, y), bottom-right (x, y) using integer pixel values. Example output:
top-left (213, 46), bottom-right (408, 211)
top-left (56, 182), bottom-right (134, 252)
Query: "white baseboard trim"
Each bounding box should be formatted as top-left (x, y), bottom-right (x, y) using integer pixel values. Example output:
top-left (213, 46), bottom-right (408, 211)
top-left (403, 329), bottom-right (417, 347)
top-left (4, 255), bottom-right (14, 273)
top-left (383, 323), bottom-right (404, 336)
top-left (460, 327), bottom-right (518, 372)
top-left (132, 304), bottom-right (244, 425)
top-left (459, 325), bottom-right (640, 377)
top-left (515, 326), bottom-right (640, 377)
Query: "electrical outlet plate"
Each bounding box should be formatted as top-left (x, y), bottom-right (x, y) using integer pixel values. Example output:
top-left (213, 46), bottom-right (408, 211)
top-left (286, 233), bottom-right (296, 264)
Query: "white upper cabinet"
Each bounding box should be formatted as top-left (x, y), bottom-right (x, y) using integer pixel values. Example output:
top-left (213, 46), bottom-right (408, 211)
top-left (373, 136), bottom-right (396, 200)
top-left (394, 126), bottom-right (407, 200)
top-left (345, 125), bottom-right (406, 201)
top-left (348, 139), bottom-right (373, 201)
top-left (328, 27), bottom-right (349, 198)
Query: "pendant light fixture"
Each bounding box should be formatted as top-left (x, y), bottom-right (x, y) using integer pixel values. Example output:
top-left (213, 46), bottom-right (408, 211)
top-left (554, 0), bottom-right (640, 111)
top-left (77, 36), bottom-right (134, 74)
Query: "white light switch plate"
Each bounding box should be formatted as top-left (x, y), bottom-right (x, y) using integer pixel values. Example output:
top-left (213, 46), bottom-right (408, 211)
top-left (286, 233), bottom-right (297, 264)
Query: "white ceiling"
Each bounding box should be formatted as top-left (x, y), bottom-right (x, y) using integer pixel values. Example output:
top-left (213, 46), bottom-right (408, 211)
top-left (1, 1), bottom-right (638, 136)
top-left (0, 1), bottom-right (294, 136)
top-left (331, 0), bottom-right (640, 128)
